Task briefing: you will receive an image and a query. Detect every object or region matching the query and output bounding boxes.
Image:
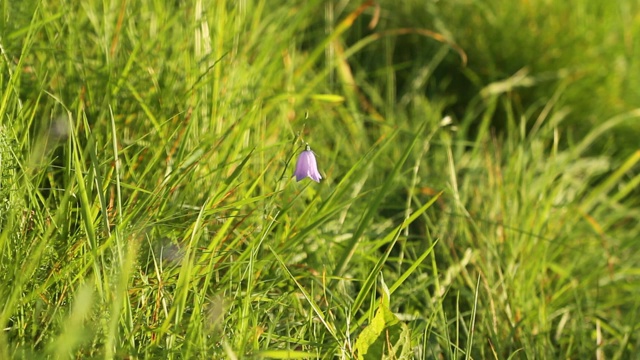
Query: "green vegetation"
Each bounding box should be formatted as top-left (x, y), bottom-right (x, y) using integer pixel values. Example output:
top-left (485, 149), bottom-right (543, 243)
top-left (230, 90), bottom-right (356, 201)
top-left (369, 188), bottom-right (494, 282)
top-left (1, 0), bottom-right (638, 358)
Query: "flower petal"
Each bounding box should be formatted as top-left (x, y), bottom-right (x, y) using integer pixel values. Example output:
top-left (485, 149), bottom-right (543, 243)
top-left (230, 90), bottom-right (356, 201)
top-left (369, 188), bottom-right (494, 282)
top-left (294, 149), bottom-right (322, 182)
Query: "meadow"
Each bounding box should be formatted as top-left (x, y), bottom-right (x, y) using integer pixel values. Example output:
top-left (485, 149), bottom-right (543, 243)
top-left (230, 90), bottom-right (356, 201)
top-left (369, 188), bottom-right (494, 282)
top-left (1, 0), bottom-right (639, 358)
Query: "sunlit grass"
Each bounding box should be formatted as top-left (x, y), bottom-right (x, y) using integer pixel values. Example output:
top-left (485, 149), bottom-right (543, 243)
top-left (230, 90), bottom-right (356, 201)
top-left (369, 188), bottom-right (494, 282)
top-left (0, 0), bottom-right (638, 359)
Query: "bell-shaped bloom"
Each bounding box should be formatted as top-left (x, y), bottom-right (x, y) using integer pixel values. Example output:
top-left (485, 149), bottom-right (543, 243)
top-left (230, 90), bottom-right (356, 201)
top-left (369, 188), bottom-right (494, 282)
top-left (294, 145), bottom-right (322, 182)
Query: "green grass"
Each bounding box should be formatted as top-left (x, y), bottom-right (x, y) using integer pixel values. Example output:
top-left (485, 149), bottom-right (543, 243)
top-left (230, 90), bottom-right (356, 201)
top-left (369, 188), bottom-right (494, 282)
top-left (1, 0), bottom-right (639, 359)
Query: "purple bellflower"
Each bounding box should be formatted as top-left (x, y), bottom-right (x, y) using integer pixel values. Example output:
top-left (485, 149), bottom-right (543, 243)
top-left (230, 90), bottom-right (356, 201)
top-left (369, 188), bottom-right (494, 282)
top-left (294, 145), bottom-right (322, 182)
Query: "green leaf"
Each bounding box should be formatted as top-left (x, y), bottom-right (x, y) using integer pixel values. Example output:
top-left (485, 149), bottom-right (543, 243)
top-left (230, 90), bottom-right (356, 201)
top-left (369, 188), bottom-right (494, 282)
top-left (355, 301), bottom-right (412, 360)
top-left (256, 350), bottom-right (318, 359)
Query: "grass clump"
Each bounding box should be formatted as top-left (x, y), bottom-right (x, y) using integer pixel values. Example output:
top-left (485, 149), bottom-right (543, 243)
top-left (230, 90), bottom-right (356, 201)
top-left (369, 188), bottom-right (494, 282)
top-left (1, 0), bottom-right (639, 359)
